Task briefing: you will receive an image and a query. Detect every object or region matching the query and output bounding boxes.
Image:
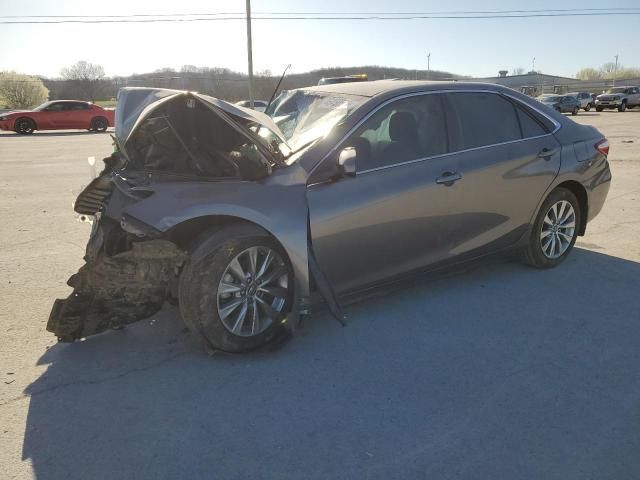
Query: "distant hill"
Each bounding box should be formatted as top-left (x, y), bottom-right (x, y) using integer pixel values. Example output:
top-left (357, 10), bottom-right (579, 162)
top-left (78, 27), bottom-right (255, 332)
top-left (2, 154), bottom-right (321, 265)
top-left (42, 65), bottom-right (465, 102)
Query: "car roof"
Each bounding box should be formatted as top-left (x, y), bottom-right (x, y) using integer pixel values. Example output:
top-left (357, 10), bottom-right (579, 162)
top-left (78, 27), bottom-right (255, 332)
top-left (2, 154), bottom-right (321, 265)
top-left (49, 100), bottom-right (92, 103)
top-left (302, 80), bottom-right (510, 98)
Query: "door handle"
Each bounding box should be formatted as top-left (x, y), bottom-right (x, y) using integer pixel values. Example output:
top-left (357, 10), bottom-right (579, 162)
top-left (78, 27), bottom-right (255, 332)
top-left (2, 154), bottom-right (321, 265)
top-left (537, 147), bottom-right (558, 159)
top-left (436, 171), bottom-right (462, 186)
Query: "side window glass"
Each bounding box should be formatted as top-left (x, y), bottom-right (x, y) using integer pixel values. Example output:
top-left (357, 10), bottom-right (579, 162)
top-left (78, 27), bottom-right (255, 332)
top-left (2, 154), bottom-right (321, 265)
top-left (46, 103), bottom-right (65, 112)
top-left (71, 102), bottom-right (89, 110)
top-left (445, 92), bottom-right (521, 151)
top-left (515, 104), bottom-right (547, 138)
top-left (345, 94), bottom-right (448, 170)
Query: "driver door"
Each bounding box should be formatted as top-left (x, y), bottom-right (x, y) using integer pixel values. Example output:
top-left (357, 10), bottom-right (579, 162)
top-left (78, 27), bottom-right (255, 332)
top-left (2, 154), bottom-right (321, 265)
top-left (40, 102), bottom-right (68, 128)
top-left (307, 93), bottom-right (452, 293)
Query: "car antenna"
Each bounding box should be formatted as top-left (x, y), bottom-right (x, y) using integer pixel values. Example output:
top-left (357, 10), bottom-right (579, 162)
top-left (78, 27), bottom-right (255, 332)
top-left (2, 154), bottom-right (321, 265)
top-left (266, 64), bottom-right (291, 112)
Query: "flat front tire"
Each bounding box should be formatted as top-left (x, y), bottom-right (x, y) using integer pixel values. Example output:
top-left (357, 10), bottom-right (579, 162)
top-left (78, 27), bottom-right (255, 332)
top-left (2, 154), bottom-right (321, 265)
top-left (524, 188), bottom-right (582, 268)
top-left (178, 224), bottom-right (293, 353)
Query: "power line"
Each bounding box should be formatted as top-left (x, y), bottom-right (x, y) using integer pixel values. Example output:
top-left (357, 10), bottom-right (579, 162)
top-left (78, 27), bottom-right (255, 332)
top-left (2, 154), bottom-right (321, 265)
top-left (1, 11), bottom-right (640, 24)
top-left (2, 7), bottom-right (639, 19)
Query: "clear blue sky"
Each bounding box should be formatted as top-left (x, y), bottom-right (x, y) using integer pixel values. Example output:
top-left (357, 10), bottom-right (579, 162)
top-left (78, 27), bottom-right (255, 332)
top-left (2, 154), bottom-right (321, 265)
top-left (0, 0), bottom-right (638, 78)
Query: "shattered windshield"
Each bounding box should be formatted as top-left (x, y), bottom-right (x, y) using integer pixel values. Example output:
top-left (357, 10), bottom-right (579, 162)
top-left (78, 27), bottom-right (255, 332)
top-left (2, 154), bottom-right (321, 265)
top-left (266, 90), bottom-right (366, 152)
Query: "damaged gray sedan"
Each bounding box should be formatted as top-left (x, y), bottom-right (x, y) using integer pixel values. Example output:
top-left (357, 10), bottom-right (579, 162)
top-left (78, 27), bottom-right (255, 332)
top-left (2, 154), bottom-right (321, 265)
top-left (49, 81), bottom-right (611, 352)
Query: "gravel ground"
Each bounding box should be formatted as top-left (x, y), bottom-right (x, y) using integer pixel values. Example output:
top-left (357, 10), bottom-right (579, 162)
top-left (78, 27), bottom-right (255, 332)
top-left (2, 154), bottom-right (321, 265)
top-left (0, 110), bottom-right (639, 480)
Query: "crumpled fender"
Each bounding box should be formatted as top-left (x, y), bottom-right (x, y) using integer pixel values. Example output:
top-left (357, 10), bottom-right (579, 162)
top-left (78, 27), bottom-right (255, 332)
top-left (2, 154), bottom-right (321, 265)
top-left (120, 170), bottom-right (312, 302)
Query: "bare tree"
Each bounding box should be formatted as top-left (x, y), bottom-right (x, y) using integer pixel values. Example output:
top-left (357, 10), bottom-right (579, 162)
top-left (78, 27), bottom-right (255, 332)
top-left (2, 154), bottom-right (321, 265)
top-left (0, 72), bottom-right (49, 108)
top-left (511, 67), bottom-right (525, 76)
top-left (575, 68), bottom-right (603, 80)
top-left (600, 62), bottom-right (619, 78)
top-left (60, 61), bottom-right (106, 101)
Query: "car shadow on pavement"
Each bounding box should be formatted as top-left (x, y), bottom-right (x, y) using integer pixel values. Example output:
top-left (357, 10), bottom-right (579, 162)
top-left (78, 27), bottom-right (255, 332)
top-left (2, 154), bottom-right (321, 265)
top-left (21, 248), bottom-right (640, 480)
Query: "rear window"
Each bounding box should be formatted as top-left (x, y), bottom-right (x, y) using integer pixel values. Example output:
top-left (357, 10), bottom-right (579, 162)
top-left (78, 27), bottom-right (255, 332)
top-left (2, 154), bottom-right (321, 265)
top-left (445, 92), bottom-right (521, 151)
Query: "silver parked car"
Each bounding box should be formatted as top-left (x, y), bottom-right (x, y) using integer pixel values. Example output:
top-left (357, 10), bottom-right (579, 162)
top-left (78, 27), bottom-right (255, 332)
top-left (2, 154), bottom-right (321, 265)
top-left (568, 92), bottom-right (594, 111)
top-left (49, 82), bottom-right (612, 352)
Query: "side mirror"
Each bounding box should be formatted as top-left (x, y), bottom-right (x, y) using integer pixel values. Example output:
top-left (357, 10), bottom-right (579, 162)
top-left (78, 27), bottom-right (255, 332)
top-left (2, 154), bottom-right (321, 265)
top-left (337, 147), bottom-right (357, 177)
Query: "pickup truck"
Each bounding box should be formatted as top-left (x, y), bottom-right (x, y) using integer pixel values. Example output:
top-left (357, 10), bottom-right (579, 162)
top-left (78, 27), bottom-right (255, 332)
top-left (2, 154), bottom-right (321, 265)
top-left (595, 86), bottom-right (640, 112)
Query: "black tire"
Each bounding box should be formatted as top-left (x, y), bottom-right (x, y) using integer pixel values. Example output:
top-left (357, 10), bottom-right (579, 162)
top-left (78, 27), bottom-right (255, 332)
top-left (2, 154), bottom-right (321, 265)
top-left (584, 103), bottom-right (591, 112)
top-left (523, 187), bottom-right (582, 268)
top-left (618, 101), bottom-right (627, 112)
top-left (90, 116), bottom-right (108, 132)
top-left (571, 106), bottom-right (579, 116)
top-left (596, 106), bottom-right (604, 112)
top-left (178, 224), bottom-right (293, 353)
top-left (554, 106), bottom-right (561, 112)
top-left (14, 117), bottom-right (35, 134)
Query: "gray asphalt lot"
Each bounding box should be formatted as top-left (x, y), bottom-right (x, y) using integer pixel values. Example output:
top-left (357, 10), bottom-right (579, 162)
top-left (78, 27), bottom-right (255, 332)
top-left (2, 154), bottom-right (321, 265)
top-left (1, 110), bottom-right (639, 479)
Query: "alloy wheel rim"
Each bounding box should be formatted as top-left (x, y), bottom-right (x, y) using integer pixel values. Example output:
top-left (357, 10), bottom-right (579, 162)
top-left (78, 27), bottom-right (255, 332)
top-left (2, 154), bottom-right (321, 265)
top-left (217, 246), bottom-right (289, 337)
top-left (540, 200), bottom-right (576, 259)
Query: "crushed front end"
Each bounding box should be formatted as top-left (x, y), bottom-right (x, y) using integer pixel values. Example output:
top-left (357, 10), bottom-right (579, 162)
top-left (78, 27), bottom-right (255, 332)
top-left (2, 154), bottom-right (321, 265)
top-left (48, 88), bottom-right (289, 342)
top-left (48, 156), bottom-right (188, 341)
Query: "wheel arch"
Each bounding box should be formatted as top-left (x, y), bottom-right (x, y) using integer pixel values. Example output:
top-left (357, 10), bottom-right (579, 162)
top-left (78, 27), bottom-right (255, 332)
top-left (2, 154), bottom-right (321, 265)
top-left (555, 180), bottom-right (588, 235)
top-left (14, 116), bottom-right (37, 130)
top-left (164, 214), bottom-right (286, 253)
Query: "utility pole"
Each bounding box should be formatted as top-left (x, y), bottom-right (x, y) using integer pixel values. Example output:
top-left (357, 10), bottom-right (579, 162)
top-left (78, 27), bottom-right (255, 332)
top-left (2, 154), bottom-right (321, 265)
top-left (613, 54), bottom-right (619, 87)
top-left (532, 57), bottom-right (536, 72)
top-left (245, 0), bottom-right (254, 109)
top-left (427, 52), bottom-right (431, 80)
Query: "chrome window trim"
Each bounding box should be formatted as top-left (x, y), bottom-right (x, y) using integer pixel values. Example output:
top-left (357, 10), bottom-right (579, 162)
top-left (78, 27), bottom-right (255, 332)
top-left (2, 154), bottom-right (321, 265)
top-left (308, 88), bottom-right (562, 179)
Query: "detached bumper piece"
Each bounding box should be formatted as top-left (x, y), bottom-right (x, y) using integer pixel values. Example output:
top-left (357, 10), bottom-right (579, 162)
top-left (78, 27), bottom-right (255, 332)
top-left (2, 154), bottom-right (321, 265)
top-left (48, 240), bottom-right (186, 341)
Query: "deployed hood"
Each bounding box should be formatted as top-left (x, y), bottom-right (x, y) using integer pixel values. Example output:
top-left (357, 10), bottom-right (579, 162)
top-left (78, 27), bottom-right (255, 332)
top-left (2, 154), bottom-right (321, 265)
top-left (115, 87), bottom-right (289, 155)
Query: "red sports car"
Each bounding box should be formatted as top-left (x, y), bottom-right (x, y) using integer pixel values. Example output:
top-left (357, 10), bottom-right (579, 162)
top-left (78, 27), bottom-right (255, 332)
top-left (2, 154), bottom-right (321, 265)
top-left (0, 100), bottom-right (115, 134)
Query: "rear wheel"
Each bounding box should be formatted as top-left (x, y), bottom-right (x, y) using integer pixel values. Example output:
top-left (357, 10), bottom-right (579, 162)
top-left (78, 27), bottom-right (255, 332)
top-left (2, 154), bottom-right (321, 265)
top-left (178, 224), bottom-right (293, 353)
top-left (618, 101), bottom-right (627, 112)
top-left (14, 117), bottom-right (35, 134)
top-left (90, 116), bottom-right (108, 132)
top-left (524, 188), bottom-right (581, 268)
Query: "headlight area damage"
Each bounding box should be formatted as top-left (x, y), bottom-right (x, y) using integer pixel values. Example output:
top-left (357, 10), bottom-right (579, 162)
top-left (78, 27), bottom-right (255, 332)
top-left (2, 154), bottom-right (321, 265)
top-left (48, 87), bottom-right (344, 351)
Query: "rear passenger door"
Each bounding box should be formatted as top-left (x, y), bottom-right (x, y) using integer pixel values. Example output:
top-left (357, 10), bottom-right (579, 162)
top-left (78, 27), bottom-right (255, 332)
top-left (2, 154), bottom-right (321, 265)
top-left (68, 102), bottom-right (92, 128)
top-left (440, 91), bottom-right (561, 259)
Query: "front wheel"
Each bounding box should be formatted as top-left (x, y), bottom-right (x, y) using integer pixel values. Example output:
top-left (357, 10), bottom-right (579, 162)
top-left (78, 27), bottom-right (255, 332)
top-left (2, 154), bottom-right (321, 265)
top-left (618, 101), bottom-right (627, 112)
top-left (571, 106), bottom-right (579, 116)
top-left (596, 106), bottom-right (604, 112)
top-left (523, 188), bottom-right (582, 268)
top-left (179, 224), bottom-right (293, 353)
top-left (14, 117), bottom-right (35, 134)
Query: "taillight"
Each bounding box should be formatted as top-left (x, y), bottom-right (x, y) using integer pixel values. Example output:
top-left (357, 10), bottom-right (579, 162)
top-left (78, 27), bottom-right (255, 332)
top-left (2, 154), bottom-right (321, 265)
top-left (595, 139), bottom-right (609, 156)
